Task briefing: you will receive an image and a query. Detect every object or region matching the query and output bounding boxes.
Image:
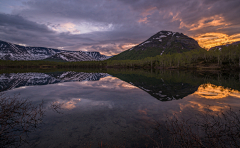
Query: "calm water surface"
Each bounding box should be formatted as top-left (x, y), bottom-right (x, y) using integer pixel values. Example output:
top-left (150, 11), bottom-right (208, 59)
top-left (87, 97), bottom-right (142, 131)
top-left (1, 70), bottom-right (240, 147)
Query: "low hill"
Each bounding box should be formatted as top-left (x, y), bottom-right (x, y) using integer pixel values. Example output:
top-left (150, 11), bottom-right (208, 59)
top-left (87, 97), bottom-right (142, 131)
top-left (110, 31), bottom-right (200, 60)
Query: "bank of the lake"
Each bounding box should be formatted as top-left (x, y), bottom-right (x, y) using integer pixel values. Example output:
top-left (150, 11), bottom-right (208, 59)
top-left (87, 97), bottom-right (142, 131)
top-left (1, 44), bottom-right (240, 71)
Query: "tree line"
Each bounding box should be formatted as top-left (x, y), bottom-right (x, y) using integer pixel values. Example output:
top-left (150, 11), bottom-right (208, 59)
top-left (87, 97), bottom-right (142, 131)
top-left (0, 43), bottom-right (239, 70)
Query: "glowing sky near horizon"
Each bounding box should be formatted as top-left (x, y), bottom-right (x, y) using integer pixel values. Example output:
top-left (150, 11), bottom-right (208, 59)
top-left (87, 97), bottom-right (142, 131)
top-left (0, 0), bottom-right (240, 55)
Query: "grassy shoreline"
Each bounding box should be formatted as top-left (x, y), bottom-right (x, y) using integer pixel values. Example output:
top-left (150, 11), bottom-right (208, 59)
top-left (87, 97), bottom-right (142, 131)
top-left (1, 43), bottom-right (240, 70)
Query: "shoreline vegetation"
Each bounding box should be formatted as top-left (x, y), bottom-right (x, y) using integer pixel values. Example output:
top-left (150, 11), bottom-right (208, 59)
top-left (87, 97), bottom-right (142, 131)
top-left (0, 44), bottom-right (240, 71)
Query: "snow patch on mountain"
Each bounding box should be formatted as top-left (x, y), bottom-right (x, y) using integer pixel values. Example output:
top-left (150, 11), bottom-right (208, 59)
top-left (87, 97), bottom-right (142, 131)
top-left (84, 51), bottom-right (110, 61)
top-left (47, 51), bottom-right (95, 62)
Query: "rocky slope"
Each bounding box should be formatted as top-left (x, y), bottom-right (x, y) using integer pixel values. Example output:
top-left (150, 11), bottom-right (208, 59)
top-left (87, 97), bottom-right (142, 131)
top-left (85, 52), bottom-right (110, 61)
top-left (0, 40), bottom-right (110, 61)
top-left (110, 31), bottom-right (200, 60)
top-left (0, 40), bottom-right (61, 60)
top-left (45, 51), bottom-right (96, 62)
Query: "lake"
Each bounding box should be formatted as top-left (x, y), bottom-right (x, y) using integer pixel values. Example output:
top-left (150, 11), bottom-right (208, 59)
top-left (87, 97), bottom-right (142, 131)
top-left (1, 69), bottom-right (240, 148)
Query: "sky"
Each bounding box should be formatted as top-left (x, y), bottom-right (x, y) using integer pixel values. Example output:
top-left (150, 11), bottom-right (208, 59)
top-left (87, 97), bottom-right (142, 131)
top-left (0, 0), bottom-right (240, 56)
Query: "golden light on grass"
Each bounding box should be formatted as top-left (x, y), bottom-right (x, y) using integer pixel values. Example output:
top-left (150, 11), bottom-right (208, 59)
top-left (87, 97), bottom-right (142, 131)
top-left (193, 32), bottom-right (240, 49)
top-left (194, 83), bottom-right (240, 99)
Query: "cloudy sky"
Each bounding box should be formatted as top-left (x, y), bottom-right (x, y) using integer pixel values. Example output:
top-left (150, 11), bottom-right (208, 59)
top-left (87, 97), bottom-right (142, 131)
top-left (0, 0), bottom-right (240, 55)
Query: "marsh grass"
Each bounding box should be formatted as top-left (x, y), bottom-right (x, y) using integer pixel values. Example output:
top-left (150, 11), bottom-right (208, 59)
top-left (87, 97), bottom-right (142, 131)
top-left (154, 106), bottom-right (240, 148)
top-left (0, 93), bottom-right (44, 147)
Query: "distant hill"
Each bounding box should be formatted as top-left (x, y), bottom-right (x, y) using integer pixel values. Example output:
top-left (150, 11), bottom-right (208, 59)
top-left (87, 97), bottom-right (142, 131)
top-left (209, 41), bottom-right (240, 51)
top-left (0, 40), bottom-right (110, 61)
top-left (110, 31), bottom-right (200, 60)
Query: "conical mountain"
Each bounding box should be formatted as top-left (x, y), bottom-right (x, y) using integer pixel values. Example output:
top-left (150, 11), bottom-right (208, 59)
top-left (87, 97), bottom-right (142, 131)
top-left (110, 31), bottom-right (200, 60)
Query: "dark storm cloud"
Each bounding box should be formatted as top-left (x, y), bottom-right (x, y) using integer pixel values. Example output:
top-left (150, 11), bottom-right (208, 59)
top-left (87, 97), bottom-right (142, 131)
top-left (0, 0), bottom-right (240, 54)
top-left (0, 12), bottom-right (145, 55)
top-left (0, 13), bottom-right (98, 48)
top-left (0, 13), bottom-right (57, 45)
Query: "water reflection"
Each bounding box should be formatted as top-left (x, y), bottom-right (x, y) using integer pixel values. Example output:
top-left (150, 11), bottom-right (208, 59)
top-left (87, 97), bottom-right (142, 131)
top-left (111, 72), bottom-right (199, 101)
top-left (1, 70), bottom-right (240, 103)
top-left (0, 69), bottom-right (239, 147)
top-left (53, 98), bottom-right (82, 110)
top-left (194, 83), bottom-right (240, 99)
top-left (0, 72), bottom-right (109, 92)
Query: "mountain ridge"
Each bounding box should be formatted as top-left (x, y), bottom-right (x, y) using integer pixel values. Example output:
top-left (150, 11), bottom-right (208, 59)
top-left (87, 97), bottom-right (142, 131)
top-left (0, 40), bottom-right (109, 61)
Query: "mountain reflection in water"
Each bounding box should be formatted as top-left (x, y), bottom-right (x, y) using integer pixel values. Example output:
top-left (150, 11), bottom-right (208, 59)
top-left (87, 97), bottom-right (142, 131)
top-left (0, 72), bottom-right (109, 92)
top-left (1, 70), bottom-right (240, 102)
top-left (0, 69), bottom-right (240, 147)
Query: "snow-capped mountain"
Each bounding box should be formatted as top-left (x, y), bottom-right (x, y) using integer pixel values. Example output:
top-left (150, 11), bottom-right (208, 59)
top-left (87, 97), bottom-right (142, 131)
top-left (0, 40), bottom-right (110, 61)
top-left (0, 40), bottom-right (62, 60)
top-left (130, 31), bottom-right (200, 53)
top-left (110, 30), bottom-right (200, 60)
top-left (0, 72), bottom-right (110, 92)
top-left (45, 51), bottom-right (96, 62)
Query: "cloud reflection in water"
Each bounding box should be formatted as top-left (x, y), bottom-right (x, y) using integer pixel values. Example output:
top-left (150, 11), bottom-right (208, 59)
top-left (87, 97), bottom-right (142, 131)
top-left (194, 83), bottom-right (240, 99)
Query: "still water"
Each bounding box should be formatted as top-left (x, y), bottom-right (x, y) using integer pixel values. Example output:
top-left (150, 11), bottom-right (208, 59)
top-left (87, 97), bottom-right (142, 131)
top-left (0, 69), bottom-right (240, 147)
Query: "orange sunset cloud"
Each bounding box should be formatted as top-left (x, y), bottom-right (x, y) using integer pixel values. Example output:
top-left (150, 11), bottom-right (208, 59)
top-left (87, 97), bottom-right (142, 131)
top-left (192, 33), bottom-right (240, 49)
